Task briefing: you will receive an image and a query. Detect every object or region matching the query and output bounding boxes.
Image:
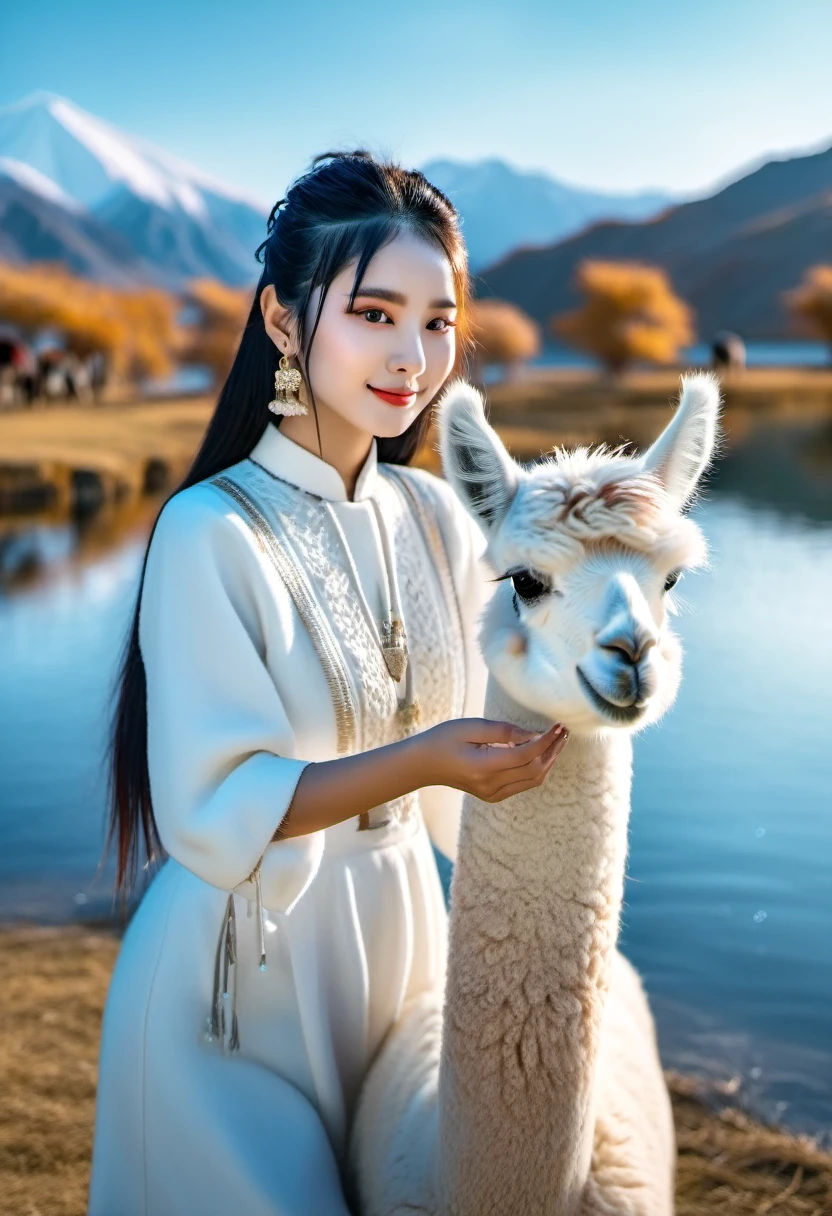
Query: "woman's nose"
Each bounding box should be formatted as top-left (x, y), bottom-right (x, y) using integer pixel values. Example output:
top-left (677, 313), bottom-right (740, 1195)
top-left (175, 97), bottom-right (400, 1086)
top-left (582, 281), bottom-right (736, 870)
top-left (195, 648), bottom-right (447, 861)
top-left (388, 328), bottom-right (426, 378)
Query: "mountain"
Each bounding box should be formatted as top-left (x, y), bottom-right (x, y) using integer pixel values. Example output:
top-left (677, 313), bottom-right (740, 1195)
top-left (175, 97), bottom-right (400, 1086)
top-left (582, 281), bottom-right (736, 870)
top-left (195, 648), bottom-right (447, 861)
top-left (0, 92), bottom-right (269, 288)
top-left (421, 158), bottom-right (672, 271)
top-left (3, 91), bottom-right (829, 335)
top-left (475, 142), bottom-right (832, 341)
top-left (0, 172), bottom-right (166, 286)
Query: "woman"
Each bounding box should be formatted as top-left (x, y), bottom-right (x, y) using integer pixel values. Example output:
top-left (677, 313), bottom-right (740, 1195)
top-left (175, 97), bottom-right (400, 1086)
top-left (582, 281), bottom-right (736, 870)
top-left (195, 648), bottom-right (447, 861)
top-left (88, 151), bottom-right (568, 1215)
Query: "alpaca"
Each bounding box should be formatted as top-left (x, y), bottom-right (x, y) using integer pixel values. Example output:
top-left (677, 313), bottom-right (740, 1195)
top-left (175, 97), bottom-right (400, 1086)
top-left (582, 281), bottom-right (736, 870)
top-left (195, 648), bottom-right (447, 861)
top-left (351, 372), bottom-right (722, 1216)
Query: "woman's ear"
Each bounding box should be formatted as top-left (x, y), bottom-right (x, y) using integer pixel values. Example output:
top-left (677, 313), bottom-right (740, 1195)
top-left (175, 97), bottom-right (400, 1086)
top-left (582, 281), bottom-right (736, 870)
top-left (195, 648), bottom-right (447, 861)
top-left (260, 284), bottom-right (298, 357)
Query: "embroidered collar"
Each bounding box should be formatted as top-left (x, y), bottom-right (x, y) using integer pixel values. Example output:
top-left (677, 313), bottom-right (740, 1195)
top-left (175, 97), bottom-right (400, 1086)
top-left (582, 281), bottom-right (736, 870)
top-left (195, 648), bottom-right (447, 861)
top-left (247, 421), bottom-right (379, 502)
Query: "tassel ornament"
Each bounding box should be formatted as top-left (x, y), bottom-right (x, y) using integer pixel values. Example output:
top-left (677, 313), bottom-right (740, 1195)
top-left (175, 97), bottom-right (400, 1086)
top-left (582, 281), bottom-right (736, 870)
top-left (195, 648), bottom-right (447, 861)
top-left (204, 858), bottom-right (268, 1054)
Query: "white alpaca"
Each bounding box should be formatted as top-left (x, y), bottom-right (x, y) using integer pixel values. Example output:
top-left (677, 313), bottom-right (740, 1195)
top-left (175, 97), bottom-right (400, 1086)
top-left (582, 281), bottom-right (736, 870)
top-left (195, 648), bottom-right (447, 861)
top-left (351, 373), bottom-right (722, 1216)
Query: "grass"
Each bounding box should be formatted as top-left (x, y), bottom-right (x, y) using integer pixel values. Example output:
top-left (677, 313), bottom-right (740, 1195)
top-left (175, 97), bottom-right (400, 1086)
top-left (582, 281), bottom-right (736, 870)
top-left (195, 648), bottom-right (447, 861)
top-left (0, 926), bottom-right (829, 1216)
top-left (0, 396), bottom-right (214, 514)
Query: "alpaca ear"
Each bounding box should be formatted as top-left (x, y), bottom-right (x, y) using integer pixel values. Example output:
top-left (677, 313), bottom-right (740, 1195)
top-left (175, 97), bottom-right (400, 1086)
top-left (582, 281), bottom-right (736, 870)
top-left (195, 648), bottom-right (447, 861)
top-left (435, 379), bottom-right (520, 533)
top-left (641, 371), bottom-right (722, 507)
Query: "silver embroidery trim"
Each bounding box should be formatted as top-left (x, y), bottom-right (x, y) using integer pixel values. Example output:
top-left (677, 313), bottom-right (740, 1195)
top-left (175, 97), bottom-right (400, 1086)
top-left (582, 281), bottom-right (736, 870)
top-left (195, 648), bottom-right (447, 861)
top-left (203, 473), bottom-right (362, 1053)
top-left (209, 473), bottom-right (357, 756)
top-left (382, 466), bottom-right (468, 719)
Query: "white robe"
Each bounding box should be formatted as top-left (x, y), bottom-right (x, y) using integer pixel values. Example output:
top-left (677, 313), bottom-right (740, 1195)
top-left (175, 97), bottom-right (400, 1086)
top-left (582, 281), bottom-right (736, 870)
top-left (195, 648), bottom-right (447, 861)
top-left (88, 421), bottom-right (491, 1216)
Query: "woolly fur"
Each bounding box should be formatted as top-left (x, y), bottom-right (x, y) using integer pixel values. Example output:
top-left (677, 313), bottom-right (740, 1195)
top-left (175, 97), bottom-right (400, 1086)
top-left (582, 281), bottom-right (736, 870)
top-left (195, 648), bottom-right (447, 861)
top-left (351, 374), bottom-right (721, 1215)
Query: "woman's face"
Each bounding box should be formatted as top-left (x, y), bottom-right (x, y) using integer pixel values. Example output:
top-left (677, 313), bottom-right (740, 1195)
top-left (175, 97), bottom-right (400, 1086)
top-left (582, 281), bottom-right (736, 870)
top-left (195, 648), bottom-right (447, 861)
top-left (286, 229), bottom-right (458, 441)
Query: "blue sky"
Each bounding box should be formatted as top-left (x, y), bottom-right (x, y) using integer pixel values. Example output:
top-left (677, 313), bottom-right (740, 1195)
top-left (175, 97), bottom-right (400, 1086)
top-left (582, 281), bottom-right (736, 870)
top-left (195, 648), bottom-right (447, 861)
top-left (3, 0), bottom-right (831, 206)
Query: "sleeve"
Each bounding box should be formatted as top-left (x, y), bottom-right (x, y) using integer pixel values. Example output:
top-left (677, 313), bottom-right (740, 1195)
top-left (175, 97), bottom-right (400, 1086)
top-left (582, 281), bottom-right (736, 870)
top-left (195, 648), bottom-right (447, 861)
top-left (418, 482), bottom-right (495, 863)
top-left (138, 487), bottom-right (322, 914)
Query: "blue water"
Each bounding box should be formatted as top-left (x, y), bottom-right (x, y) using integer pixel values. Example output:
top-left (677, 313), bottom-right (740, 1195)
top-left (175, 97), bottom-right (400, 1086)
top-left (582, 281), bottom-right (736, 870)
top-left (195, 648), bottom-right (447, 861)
top-left (522, 340), bottom-right (831, 371)
top-left (0, 413), bottom-right (830, 1139)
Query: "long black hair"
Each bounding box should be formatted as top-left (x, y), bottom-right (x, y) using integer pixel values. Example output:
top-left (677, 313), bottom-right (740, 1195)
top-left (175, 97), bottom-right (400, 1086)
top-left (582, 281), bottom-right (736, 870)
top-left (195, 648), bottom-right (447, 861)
top-left (106, 149), bottom-right (471, 894)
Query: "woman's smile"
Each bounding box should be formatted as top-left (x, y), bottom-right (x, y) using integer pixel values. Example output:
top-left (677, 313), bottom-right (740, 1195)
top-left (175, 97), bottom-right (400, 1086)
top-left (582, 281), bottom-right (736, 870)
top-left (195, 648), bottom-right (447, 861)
top-left (368, 385), bottom-right (418, 406)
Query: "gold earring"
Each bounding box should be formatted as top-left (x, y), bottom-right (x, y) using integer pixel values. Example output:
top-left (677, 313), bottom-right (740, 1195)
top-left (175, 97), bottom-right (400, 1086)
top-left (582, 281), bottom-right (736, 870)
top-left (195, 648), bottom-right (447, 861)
top-left (268, 354), bottom-right (307, 416)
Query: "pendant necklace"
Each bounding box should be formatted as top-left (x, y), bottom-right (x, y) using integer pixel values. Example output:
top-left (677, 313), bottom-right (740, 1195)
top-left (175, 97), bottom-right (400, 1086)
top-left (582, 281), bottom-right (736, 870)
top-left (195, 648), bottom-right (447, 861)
top-left (320, 493), bottom-right (421, 734)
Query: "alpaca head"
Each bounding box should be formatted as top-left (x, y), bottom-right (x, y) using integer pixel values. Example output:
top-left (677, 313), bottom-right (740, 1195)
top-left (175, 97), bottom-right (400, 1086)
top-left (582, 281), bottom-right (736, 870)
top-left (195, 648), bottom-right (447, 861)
top-left (437, 373), bottom-right (721, 735)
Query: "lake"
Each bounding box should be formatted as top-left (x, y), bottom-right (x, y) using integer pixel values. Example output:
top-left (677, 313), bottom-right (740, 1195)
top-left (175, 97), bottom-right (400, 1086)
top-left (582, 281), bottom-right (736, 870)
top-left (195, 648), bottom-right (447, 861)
top-left (528, 340), bottom-right (832, 370)
top-left (0, 405), bottom-right (830, 1142)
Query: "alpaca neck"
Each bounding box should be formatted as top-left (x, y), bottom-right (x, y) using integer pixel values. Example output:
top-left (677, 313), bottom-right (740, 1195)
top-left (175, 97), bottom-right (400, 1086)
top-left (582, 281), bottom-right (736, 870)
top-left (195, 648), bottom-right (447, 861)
top-left (437, 676), bottom-right (633, 1216)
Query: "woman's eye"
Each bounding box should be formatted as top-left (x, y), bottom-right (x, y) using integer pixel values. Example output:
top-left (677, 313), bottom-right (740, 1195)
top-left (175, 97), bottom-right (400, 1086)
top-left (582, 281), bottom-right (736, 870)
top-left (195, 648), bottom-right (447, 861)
top-left (427, 317), bottom-right (455, 332)
top-left (663, 570), bottom-right (682, 593)
top-left (510, 569), bottom-right (550, 602)
top-left (359, 308), bottom-right (391, 324)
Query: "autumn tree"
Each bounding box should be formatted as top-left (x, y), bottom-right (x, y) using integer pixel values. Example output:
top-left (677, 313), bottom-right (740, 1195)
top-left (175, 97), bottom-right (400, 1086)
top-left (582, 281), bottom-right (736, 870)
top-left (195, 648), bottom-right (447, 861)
top-left (0, 261), bottom-right (177, 383)
top-left (552, 260), bottom-right (695, 373)
top-left (178, 279), bottom-right (251, 384)
top-left (468, 298), bottom-right (540, 382)
top-left (111, 289), bottom-right (179, 381)
top-left (784, 265), bottom-right (832, 356)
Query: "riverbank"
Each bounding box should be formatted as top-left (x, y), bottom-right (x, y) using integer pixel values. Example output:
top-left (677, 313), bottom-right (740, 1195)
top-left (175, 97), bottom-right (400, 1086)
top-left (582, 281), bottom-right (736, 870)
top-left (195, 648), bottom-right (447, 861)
top-left (0, 396), bottom-right (213, 516)
top-left (1, 926), bottom-right (829, 1216)
top-left (3, 367), bottom-right (832, 519)
top-left (485, 365), bottom-right (832, 459)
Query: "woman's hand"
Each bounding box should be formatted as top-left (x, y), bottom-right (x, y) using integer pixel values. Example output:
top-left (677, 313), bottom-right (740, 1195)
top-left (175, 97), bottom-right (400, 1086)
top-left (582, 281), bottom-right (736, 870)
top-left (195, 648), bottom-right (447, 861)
top-left (276, 719), bottom-right (568, 840)
top-left (417, 718), bottom-right (569, 803)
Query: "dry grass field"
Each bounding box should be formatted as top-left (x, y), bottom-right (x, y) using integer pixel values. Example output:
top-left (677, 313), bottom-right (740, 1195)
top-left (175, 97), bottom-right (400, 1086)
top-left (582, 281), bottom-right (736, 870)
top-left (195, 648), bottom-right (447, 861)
top-left (0, 396), bottom-right (214, 515)
top-left (2, 366), bottom-right (831, 516)
top-left (1, 926), bottom-right (829, 1216)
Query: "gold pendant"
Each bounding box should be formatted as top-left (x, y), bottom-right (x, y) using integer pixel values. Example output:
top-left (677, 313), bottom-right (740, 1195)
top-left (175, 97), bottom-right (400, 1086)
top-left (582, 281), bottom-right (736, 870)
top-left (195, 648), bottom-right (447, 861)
top-left (380, 615), bottom-right (408, 682)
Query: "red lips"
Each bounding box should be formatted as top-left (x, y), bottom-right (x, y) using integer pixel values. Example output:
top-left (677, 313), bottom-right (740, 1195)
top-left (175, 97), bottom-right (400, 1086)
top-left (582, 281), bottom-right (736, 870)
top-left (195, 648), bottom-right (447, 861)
top-left (369, 386), bottom-right (417, 407)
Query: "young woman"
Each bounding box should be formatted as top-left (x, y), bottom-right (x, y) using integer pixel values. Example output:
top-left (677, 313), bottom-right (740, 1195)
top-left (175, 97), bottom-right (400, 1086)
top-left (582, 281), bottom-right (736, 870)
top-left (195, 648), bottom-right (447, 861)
top-left (88, 151), bottom-right (568, 1216)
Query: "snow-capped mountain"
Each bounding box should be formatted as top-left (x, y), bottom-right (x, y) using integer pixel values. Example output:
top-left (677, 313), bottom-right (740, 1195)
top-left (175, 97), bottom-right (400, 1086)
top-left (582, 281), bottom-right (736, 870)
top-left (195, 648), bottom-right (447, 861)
top-left (0, 93), bottom-right (673, 288)
top-left (0, 92), bottom-right (269, 287)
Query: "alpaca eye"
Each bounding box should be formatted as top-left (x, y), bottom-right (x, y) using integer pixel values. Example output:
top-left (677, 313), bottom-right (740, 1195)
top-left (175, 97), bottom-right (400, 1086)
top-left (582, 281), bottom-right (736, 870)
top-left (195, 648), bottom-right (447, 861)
top-left (663, 570), bottom-right (682, 593)
top-left (510, 569), bottom-right (549, 603)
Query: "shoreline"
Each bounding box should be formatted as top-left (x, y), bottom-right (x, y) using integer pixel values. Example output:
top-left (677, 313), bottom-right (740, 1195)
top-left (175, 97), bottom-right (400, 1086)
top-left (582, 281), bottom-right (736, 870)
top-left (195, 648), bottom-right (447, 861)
top-left (2, 367), bottom-right (832, 519)
top-left (1, 924), bottom-right (829, 1215)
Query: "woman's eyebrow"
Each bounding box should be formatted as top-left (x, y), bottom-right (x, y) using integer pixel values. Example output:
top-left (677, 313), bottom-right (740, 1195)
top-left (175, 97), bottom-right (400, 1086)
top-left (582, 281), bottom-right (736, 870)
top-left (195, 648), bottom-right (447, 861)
top-left (349, 287), bottom-right (457, 309)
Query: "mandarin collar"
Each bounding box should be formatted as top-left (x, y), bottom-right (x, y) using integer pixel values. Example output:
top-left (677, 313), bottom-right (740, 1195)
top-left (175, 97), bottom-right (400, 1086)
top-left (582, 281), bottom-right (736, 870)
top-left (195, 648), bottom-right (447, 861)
top-left (246, 421), bottom-right (379, 503)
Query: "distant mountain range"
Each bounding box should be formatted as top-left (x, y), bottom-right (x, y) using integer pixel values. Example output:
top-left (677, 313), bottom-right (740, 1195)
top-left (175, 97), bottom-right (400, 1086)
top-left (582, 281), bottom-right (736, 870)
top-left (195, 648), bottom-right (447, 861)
top-left (1, 92), bottom-right (829, 342)
top-left (476, 142), bottom-right (832, 341)
top-left (0, 93), bottom-right (675, 291)
top-left (0, 92), bottom-right (269, 288)
top-left (422, 159), bottom-right (672, 270)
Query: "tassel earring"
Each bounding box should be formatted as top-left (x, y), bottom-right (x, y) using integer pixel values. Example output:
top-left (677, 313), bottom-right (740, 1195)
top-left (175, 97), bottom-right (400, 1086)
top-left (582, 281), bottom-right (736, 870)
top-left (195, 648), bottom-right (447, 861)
top-left (268, 354), bottom-right (307, 416)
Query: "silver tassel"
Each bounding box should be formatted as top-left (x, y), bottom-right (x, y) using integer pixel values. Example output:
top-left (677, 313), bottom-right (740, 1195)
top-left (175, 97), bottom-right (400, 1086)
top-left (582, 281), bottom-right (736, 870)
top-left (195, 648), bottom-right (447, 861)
top-left (224, 896), bottom-right (240, 1052)
top-left (204, 860), bottom-right (269, 1051)
top-left (208, 893), bottom-right (240, 1052)
top-left (253, 863), bottom-right (267, 972)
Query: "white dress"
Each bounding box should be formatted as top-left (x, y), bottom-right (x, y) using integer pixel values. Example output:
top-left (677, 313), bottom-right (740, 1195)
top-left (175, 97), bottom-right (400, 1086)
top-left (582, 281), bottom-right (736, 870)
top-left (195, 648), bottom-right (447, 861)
top-left (88, 421), bottom-right (491, 1216)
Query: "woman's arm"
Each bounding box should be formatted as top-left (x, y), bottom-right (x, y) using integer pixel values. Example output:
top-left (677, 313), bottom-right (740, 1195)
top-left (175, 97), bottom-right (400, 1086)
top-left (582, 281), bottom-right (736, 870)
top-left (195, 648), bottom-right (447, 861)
top-left (140, 485), bottom-right (557, 909)
top-left (279, 719), bottom-right (566, 841)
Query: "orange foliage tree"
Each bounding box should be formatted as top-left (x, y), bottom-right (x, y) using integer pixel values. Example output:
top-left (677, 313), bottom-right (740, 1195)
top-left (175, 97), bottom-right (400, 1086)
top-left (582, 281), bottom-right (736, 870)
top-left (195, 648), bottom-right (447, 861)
top-left (552, 260), bottom-right (695, 373)
top-left (468, 298), bottom-right (540, 381)
top-left (0, 261), bottom-right (177, 381)
top-left (784, 266), bottom-right (832, 354)
top-left (178, 279), bottom-right (252, 384)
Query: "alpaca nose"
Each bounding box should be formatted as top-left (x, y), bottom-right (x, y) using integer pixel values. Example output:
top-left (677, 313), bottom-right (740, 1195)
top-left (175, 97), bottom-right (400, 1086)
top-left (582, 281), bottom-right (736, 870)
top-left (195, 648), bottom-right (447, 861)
top-left (596, 623), bottom-right (657, 666)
